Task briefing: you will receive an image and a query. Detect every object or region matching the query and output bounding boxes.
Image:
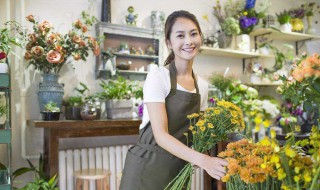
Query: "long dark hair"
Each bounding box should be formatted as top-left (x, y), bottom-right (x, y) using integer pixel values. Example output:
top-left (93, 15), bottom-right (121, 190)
top-left (164, 10), bottom-right (203, 66)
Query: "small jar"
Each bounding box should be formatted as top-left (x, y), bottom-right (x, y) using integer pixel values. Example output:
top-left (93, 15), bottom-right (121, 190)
top-left (80, 101), bottom-right (97, 120)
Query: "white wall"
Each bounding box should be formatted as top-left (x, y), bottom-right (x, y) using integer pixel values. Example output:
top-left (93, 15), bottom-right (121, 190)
top-left (1, 0), bottom-right (319, 185)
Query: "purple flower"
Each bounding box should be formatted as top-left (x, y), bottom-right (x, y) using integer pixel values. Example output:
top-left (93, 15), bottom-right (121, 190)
top-left (239, 16), bottom-right (258, 29)
top-left (209, 97), bottom-right (216, 104)
top-left (245, 0), bottom-right (256, 10)
top-left (138, 103), bottom-right (144, 118)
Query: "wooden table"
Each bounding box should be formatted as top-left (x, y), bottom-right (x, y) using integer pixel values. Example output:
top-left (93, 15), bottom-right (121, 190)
top-left (28, 119), bottom-right (141, 178)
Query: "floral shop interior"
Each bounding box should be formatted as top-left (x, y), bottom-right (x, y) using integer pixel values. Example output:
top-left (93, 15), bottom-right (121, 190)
top-left (1, 0), bottom-right (320, 189)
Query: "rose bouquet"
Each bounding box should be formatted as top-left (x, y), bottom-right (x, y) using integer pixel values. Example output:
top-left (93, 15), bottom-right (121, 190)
top-left (165, 100), bottom-right (245, 190)
top-left (24, 11), bottom-right (100, 74)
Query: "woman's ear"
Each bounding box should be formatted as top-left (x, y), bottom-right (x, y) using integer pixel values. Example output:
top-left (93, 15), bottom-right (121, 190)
top-left (166, 39), bottom-right (172, 49)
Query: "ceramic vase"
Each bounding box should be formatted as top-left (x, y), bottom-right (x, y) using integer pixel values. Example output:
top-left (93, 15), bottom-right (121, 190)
top-left (38, 74), bottom-right (64, 112)
top-left (305, 16), bottom-right (316, 35)
top-left (236, 34), bottom-right (250, 52)
top-left (217, 32), bottom-right (232, 49)
top-left (291, 18), bottom-right (304, 33)
top-left (279, 23), bottom-right (292, 33)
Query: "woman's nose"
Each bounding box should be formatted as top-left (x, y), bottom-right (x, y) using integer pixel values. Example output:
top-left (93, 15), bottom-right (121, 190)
top-left (185, 35), bottom-right (193, 45)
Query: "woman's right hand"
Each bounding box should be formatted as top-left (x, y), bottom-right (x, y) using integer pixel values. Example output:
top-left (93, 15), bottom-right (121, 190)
top-left (201, 155), bottom-right (228, 180)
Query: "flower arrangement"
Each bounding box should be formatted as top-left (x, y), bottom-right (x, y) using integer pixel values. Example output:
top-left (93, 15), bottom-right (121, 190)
top-left (219, 126), bottom-right (320, 190)
top-left (165, 100), bottom-right (245, 190)
top-left (301, 2), bottom-right (320, 17)
top-left (43, 101), bottom-right (60, 112)
top-left (24, 11), bottom-right (100, 74)
top-left (0, 21), bottom-right (24, 62)
top-left (278, 53), bottom-right (320, 114)
top-left (289, 8), bottom-right (305, 19)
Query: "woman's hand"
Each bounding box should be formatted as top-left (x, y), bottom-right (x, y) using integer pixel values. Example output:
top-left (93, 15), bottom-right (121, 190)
top-left (201, 155), bottom-right (228, 180)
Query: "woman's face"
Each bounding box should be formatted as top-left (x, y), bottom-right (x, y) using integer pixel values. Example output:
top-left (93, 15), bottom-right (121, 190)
top-left (167, 17), bottom-right (202, 62)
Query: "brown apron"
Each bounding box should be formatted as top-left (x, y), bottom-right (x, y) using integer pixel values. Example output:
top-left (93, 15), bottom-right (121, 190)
top-left (120, 62), bottom-right (201, 190)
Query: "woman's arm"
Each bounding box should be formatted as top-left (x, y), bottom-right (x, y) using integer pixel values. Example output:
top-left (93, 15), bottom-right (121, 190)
top-left (146, 102), bottom-right (228, 180)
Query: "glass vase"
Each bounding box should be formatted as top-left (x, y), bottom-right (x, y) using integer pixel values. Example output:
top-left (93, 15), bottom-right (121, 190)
top-left (80, 102), bottom-right (97, 120)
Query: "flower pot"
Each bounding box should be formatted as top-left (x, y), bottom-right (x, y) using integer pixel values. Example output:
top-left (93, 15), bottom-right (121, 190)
top-left (258, 46), bottom-right (270, 55)
top-left (236, 34), bottom-right (250, 52)
top-left (217, 32), bottom-right (232, 49)
top-left (305, 16), bottom-right (316, 35)
top-left (38, 74), bottom-right (64, 112)
top-left (65, 106), bottom-right (82, 120)
top-left (105, 99), bottom-right (133, 119)
top-left (291, 18), bottom-right (304, 33)
top-left (279, 23), bottom-right (292, 33)
top-left (80, 102), bottom-right (97, 120)
top-left (41, 112), bottom-right (61, 121)
top-left (0, 64), bottom-right (8, 73)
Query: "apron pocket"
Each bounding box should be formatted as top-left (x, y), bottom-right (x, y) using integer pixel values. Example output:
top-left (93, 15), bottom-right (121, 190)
top-left (120, 150), bottom-right (147, 190)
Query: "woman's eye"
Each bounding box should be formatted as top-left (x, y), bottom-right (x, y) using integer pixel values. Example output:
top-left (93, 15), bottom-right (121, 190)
top-left (177, 34), bottom-right (184, 38)
top-left (191, 32), bottom-right (198, 36)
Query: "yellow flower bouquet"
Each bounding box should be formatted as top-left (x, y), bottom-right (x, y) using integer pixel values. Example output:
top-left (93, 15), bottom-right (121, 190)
top-left (165, 100), bottom-right (245, 190)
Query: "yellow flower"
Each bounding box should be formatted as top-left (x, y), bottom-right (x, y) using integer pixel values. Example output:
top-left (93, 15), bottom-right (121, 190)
top-left (285, 146), bottom-right (296, 158)
top-left (281, 185), bottom-right (289, 190)
top-left (207, 123), bottom-right (214, 128)
top-left (214, 108), bottom-right (221, 114)
top-left (262, 120), bottom-right (271, 127)
top-left (259, 137), bottom-right (271, 146)
top-left (243, 11), bottom-right (248, 16)
top-left (295, 125), bottom-right (301, 132)
top-left (254, 125), bottom-right (260, 132)
top-left (189, 125), bottom-right (194, 131)
top-left (294, 175), bottom-right (300, 182)
top-left (221, 174), bottom-right (230, 182)
top-left (270, 155), bottom-right (280, 163)
top-left (278, 168), bottom-right (287, 180)
top-left (200, 126), bottom-right (206, 131)
top-left (294, 166), bottom-right (300, 174)
top-left (303, 172), bottom-right (312, 182)
top-left (270, 129), bottom-right (276, 139)
top-left (254, 116), bottom-right (262, 125)
top-left (196, 120), bottom-right (205, 127)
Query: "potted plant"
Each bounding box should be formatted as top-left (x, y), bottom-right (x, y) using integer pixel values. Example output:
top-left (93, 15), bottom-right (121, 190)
top-left (12, 154), bottom-right (59, 190)
top-left (276, 10), bottom-right (292, 32)
top-left (99, 76), bottom-right (138, 119)
top-left (41, 101), bottom-right (61, 121)
top-left (289, 8), bottom-right (305, 33)
top-left (0, 21), bottom-right (24, 73)
top-left (74, 82), bottom-right (100, 120)
top-left (64, 95), bottom-right (83, 120)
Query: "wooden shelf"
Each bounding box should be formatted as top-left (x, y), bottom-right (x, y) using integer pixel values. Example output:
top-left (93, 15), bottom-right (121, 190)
top-left (113, 53), bottom-right (158, 60)
top-left (200, 46), bottom-right (274, 59)
top-left (118, 70), bottom-right (149, 75)
top-left (251, 28), bottom-right (320, 41)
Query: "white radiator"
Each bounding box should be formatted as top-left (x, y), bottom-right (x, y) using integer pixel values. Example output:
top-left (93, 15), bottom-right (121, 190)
top-left (58, 145), bottom-right (204, 190)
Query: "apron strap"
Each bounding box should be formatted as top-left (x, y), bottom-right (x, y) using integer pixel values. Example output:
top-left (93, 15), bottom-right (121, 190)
top-left (169, 61), bottom-right (200, 95)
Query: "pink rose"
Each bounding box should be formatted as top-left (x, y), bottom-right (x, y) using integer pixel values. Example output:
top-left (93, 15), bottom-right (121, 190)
top-left (46, 50), bottom-right (62, 64)
top-left (72, 35), bottom-right (81, 44)
top-left (47, 34), bottom-right (57, 45)
top-left (82, 26), bottom-right (88, 33)
top-left (74, 19), bottom-right (83, 29)
top-left (28, 33), bottom-right (37, 42)
top-left (31, 46), bottom-right (44, 58)
top-left (26, 15), bottom-right (35, 23)
top-left (38, 21), bottom-right (53, 33)
top-left (92, 41), bottom-right (100, 56)
top-left (79, 40), bottom-right (86, 47)
top-left (24, 51), bottom-right (33, 60)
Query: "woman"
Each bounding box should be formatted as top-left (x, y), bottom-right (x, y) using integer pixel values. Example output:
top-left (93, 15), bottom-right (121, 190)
top-left (120, 10), bottom-right (227, 190)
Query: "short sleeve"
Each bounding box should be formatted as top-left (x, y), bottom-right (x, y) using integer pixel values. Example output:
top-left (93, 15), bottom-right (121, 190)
top-left (199, 77), bottom-right (209, 111)
top-left (143, 68), bottom-right (167, 103)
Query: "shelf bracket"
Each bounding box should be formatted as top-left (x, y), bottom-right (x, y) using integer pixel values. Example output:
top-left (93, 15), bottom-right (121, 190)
top-left (295, 38), bottom-right (312, 55)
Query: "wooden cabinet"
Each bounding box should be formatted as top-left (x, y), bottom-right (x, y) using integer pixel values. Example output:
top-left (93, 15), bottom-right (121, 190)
top-left (95, 22), bottom-right (163, 80)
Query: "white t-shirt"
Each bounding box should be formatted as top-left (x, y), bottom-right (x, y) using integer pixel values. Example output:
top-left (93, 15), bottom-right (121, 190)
top-left (140, 66), bottom-right (209, 129)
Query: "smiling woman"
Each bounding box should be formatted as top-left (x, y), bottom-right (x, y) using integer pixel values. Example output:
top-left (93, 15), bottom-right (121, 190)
top-left (119, 10), bottom-right (228, 190)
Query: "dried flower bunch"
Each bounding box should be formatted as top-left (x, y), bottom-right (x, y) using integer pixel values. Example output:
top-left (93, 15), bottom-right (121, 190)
top-left (24, 11), bottom-right (100, 74)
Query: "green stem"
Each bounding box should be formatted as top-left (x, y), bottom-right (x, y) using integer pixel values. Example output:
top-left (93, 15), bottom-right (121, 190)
top-left (310, 166), bottom-right (320, 190)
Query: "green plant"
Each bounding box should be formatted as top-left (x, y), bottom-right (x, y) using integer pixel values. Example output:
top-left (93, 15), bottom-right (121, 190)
top-left (0, 162), bottom-right (6, 170)
top-left (221, 17), bottom-right (241, 36)
top-left (13, 154), bottom-right (59, 190)
top-left (276, 10), bottom-right (291, 24)
top-left (99, 76), bottom-right (139, 100)
top-left (265, 44), bottom-right (294, 72)
top-left (0, 101), bottom-right (6, 117)
top-left (210, 73), bottom-right (235, 95)
top-left (43, 101), bottom-right (60, 112)
top-left (65, 95), bottom-right (83, 106)
top-left (74, 82), bottom-right (97, 103)
top-left (0, 21), bottom-right (25, 62)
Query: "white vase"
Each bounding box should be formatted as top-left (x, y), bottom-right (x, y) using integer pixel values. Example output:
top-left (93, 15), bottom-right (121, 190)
top-left (279, 23), bottom-right (292, 33)
top-left (0, 64), bottom-right (8, 73)
top-left (305, 16), bottom-right (316, 35)
top-left (236, 34), bottom-right (250, 52)
top-left (258, 46), bottom-right (270, 55)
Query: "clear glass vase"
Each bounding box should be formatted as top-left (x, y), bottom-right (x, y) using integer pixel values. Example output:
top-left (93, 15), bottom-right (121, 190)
top-left (80, 101), bottom-right (97, 120)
